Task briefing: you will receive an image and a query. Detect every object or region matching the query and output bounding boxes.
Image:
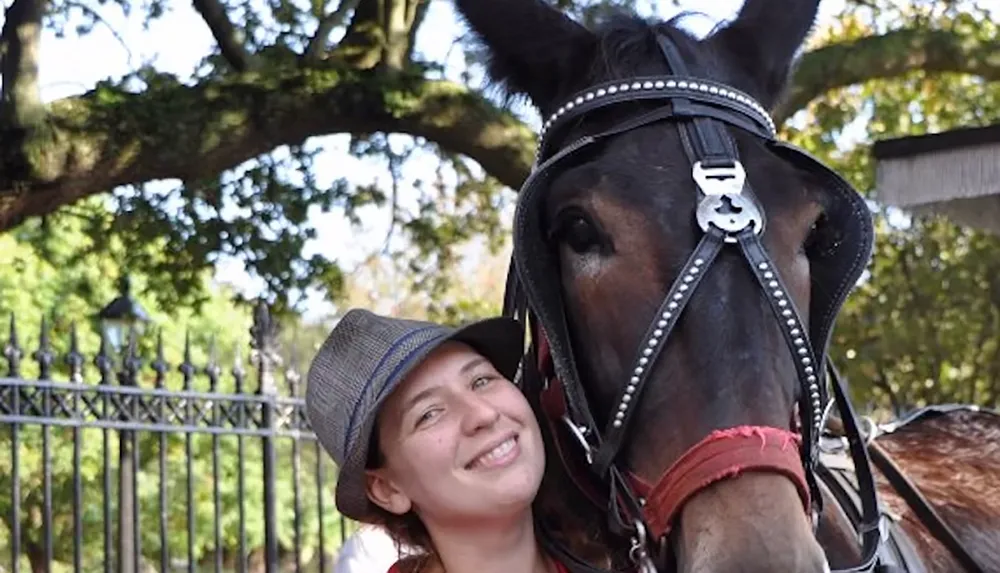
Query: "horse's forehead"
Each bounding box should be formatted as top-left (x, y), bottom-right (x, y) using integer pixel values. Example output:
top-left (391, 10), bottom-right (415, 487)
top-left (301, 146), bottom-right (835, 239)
top-left (543, 132), bottom-right (695, 214)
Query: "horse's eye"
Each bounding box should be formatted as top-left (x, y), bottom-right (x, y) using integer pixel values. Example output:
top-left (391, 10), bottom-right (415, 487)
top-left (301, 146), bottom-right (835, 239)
top-left (804, 213), bottom-right (840, 259)
top-left (553, 211), bottom-right (602, 254)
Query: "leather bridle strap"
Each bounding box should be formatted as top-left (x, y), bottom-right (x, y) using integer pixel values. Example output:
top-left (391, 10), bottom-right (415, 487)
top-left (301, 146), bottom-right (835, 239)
top-left (826, 363), bottom-right (888, 572)
top-left (592, 228), bottom-right (726, 475)
top-left (738, 231), bottom-right (824, 507)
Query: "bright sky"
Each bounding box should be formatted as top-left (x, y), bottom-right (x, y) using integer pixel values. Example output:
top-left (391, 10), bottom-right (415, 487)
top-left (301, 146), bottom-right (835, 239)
top-left (36, 0), bottom-right (850, 320)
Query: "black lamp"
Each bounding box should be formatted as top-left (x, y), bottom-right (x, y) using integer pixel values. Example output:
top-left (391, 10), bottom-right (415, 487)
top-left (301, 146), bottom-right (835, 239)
top-left (97, 275), bottom-right (151, 352)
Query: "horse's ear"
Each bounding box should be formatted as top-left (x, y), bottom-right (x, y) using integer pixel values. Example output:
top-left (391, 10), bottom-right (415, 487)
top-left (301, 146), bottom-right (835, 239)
top-left (708, 0), bottom-right (820, 110)
top-left (453, 0), bottom-right (597, 111)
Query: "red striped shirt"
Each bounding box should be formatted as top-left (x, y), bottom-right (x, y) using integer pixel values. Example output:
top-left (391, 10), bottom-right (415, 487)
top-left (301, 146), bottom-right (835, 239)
top-left (387, 560), bottom-right (569, 573)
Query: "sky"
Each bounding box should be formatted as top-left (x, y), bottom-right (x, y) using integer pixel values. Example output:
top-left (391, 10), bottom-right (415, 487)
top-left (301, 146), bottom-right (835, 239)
top-left (34, 0), bottom-right (851, 320)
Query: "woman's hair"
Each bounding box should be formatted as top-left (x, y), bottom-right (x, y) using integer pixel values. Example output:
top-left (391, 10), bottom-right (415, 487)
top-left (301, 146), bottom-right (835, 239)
top-left (361, 420), bottom-right (612, 572)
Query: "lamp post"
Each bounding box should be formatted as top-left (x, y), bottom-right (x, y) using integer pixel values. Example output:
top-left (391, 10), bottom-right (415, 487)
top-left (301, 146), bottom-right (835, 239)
top-left (97, 275), bottom-right (150, 353)
top-left (97, 274), bottom-right (149, 573)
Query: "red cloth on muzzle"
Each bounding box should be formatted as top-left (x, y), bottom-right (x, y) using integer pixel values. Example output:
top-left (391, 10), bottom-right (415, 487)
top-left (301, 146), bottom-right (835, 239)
top-left (629, 425), bottom-right (811, 539)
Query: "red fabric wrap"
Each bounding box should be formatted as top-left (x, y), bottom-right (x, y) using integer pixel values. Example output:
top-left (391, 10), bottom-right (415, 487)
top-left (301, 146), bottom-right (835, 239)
top-left (634, 425), bottom-right (811, 538)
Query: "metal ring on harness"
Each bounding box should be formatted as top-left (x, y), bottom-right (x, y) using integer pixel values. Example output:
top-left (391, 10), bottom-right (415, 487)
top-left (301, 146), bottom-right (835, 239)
top-left (562, 414), bottom-right (595, 465)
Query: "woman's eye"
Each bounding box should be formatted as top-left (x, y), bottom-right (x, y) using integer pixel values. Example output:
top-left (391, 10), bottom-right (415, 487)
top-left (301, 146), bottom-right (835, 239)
top-left (416, 409), bottom-right (441, 427)
top-left (471, 376), bottom-right (492, 390)
top-left (554, 212), bottom-right (602, 254)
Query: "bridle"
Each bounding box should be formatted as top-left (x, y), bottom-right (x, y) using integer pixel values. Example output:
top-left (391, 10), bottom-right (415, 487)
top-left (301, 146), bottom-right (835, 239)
top-left (501, 31), bottom-right (891, 572)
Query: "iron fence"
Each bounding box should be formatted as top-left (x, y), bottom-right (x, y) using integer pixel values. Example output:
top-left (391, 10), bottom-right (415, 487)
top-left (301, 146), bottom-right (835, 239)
top-left (1, 302), bottom-right (355, 572)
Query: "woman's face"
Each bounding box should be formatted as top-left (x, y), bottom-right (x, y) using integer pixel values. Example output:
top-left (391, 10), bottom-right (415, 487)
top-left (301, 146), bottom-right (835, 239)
top-left (365, 341), bottom-right (546, 527)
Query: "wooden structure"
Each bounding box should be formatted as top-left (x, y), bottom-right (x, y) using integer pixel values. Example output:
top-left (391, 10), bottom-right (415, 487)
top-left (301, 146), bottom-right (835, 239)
top-left (872, 124), bottom-right (1000, 233)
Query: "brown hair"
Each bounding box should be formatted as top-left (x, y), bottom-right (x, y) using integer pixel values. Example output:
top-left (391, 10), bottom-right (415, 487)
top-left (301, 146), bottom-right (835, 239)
top-left (361, 425), bottom-right (611, 572)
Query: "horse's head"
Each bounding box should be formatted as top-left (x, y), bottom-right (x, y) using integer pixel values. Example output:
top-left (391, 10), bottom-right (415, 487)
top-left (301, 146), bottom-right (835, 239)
top-left (456, 1), bottom-right (874, 571)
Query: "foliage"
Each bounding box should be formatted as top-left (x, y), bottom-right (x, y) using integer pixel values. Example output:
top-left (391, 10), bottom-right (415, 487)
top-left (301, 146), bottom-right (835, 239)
top-left (12, 0), bottom-right (990, 315)
top-left (782, 2), bottom-right (1000, 416)
top-left (0, 208), bottom-right (349, 570)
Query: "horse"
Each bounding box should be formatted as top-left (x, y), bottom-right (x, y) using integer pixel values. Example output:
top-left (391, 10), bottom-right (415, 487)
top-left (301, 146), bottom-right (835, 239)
top-left (450, 0), bottom-right (1000, 572)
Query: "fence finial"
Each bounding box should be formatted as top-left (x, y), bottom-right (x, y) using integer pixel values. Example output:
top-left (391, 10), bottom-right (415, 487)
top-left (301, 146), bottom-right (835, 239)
top-left (33, 315), bottom-right (54, 380)
top-left (120, 326), bottom-right (142, 387)
top-left (5, 312), bottom-right (22, 377)
top-left (152, 329), bottom-right (169, 388)
top-left (251, 299), bottom-right (281, 395)
top-left (179, 330), bottom-right (196, 390)
top-left (66, 322), bottom-right (84, 383)
top-left (205, 336), bottom-right (221, 391)
top-left (94, 329), bottom-right (113, 384)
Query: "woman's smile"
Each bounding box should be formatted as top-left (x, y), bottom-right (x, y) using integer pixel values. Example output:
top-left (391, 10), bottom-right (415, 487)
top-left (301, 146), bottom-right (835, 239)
top-left (465, 434), bottom-right (521, 471)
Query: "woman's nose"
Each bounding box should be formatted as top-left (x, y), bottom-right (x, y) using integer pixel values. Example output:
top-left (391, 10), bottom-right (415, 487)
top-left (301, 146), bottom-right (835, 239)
top-left (459, 394), bottom-right (501, 433)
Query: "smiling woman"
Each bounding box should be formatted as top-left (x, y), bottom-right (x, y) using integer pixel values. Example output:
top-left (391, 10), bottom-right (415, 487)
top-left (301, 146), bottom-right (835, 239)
top-left (305, 309), bottom-right (605, 573)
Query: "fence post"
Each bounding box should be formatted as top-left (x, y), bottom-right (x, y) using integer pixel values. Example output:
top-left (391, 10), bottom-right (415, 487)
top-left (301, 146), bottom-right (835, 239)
top-left (251, 301), bottom-right (281, 572)
top-left (118, 329), bottom-right (141, 573)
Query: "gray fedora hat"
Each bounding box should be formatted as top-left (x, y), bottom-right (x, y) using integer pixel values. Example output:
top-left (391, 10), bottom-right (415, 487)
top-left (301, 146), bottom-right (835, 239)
top-left (305, 308), bottom-right (525, 522)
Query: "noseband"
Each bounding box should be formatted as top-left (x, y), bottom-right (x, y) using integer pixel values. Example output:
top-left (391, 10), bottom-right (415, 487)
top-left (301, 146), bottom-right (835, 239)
top-left (502, 32), bottom-right (891, 572)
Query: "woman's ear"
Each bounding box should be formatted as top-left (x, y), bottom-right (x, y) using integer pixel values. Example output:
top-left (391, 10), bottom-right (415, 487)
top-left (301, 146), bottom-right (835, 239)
top-left (366, 469), bottom-right (413, 516)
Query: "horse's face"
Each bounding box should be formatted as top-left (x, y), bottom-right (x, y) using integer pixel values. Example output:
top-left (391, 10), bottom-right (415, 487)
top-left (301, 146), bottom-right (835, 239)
top-left (544, 109), bottom-right (829, 573)
top-left (456, 0), bottom-right (834, 571)
top-left (544, 120), bottom-right (824, 456)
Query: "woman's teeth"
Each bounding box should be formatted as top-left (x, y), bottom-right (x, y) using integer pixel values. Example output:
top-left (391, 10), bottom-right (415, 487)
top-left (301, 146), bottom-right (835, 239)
top-left (472, 438), bottom-right (516, 468)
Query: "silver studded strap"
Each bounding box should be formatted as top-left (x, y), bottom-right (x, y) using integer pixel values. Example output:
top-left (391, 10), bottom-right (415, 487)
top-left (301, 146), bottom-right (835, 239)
top-left (592, 228), bottom-right (726, 474)
top-left (535, 76), bottom-right (776, 164)
top-left (737, 232), bottom-right (825, 469)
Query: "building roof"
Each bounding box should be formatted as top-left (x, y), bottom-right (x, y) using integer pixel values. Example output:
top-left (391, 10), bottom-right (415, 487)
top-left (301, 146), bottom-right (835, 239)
top-left (872, 124), bottom-right (1000, 234)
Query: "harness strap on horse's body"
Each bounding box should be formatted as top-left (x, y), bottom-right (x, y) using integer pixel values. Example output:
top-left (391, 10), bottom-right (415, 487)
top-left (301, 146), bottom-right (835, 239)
top-left (868, 441), bottom-right (986, 572)
top-left (817, 454), bottom-right (927, 573)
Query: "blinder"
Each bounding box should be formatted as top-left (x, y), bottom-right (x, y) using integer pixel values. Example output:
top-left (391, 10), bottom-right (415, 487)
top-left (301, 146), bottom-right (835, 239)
top-left (503, 30), bottom-right (881, 572)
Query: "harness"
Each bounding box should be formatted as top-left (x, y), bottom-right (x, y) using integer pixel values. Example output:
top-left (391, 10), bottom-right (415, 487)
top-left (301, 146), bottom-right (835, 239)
top-left (501, 30), bottom-right (986, 573)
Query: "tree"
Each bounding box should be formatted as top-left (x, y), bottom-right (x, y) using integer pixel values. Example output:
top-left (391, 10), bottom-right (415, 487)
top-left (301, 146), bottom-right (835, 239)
top-left (779, 5), bottom-right (1000, 415)
top-left (1, 0), bottom-right (997, 311)
top-left (0, 205), bottom-right (352, 572)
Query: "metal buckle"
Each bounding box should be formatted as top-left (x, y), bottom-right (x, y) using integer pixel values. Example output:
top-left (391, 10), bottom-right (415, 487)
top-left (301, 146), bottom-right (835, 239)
top-left (561, 414), bottom-right (595, 464)
top-left (692, 160), bottom-right (746, 196)
top-left (628, 520), bottom-right (659, 573)
top-left (692, 161), bottom-right (762, 242)
top-left (696, 193), bottom-right (764, 241)
top-left (860, 416), bottom-right (881, 446)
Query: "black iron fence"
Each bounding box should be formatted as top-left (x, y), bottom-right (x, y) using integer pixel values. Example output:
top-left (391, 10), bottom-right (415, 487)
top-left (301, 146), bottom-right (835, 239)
top-left (1, 302), bottom-right (355, 572)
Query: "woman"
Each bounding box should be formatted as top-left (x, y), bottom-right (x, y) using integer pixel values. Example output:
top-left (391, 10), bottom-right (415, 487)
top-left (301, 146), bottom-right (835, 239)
top-left (306, 309), bottom-right (597, 573)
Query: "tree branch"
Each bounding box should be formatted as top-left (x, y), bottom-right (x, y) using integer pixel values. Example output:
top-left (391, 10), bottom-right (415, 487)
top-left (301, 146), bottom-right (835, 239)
top-left (0, 0), bottom-right (49, 129)
top-left (776, 26), bottom-right (1000, 125)
top-left (191, 0), bottom-right (255, 72)
top-left (0, 69), bottom-right (536, 231)
top-left (873, 372), bottom-right (903, 416)
top-left (304, 0), bottom-right (362, 62)
top-left (332, 0), bottom-right (422, 71)
top-left (335, 0), bottom-right (383, 68)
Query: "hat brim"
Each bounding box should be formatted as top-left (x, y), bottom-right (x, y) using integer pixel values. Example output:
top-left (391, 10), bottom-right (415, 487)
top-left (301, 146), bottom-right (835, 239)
top-left (334, 316), bottom-right (525, 522)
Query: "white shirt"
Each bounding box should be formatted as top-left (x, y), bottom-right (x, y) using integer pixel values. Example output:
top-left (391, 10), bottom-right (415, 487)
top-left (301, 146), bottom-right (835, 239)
top-left (334, 526), bottom-right (409, 573)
